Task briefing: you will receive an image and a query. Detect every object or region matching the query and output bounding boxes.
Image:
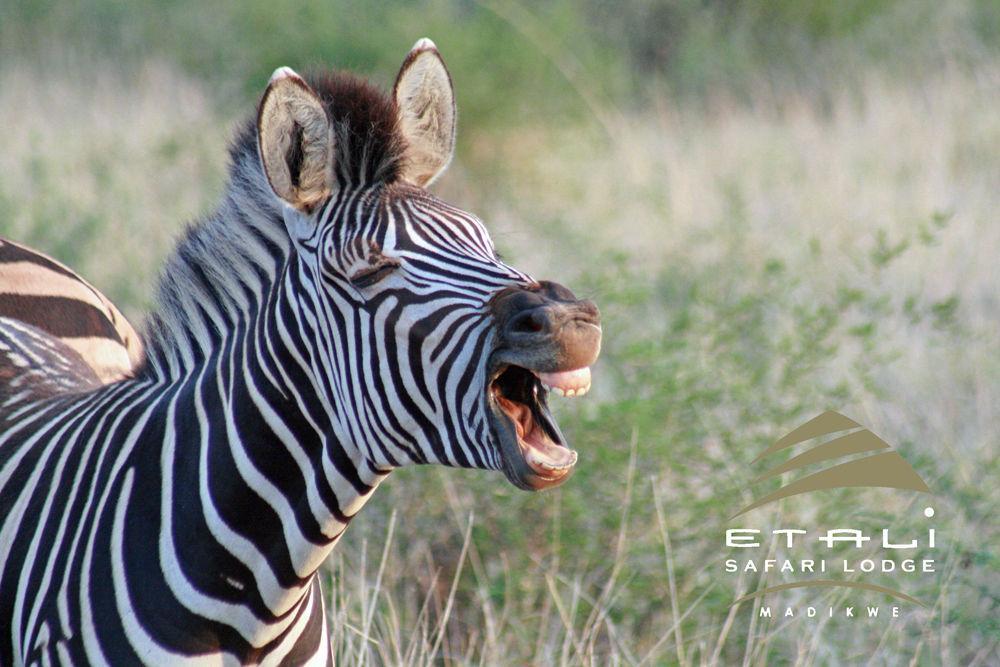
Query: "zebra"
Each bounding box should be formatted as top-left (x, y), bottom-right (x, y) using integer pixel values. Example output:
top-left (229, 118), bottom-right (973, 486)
top-left (0, 238), bottom-right (143, 384)
top-left (0, 38), bottom-right (601, 665)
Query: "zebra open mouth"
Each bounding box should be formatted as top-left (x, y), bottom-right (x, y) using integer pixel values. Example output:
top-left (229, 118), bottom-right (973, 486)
top-left (487, 363), bottom-right (592, 490)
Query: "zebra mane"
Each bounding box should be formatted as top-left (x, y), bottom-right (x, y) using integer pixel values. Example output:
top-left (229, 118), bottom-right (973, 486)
top-left (141, 71), bottom-right (406, 375)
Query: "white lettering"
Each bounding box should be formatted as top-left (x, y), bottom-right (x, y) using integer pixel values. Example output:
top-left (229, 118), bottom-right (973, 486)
top-left (773, 529), bottom-right (807, 548)
top-left (882, 528), bottom-right (917, 549)
top-left (727, 529), bottom-right (761, 548)
top-left (819, 529), bottom-right (870, 548)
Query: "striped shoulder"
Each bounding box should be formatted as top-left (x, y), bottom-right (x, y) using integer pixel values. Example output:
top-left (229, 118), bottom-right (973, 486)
top-left (0, 237), bottom-right (143, 382)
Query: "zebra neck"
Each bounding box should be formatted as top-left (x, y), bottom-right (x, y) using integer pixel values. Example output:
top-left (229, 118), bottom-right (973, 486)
top-left (162, 272), bottom-right (387, 626)
top-left (136, 160), bottom-right (391, 642)
top-left (138, 259), bottom-right (386, 653)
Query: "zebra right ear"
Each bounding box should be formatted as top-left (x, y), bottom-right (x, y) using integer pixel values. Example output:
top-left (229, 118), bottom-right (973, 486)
top-left (257, 67), bottom-right (335, 212)
top-left (393, 38), bottom-right (456, 187)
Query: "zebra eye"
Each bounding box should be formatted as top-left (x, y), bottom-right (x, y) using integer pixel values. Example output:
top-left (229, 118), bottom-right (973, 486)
top-left (349, 260), bottom-right (399, 288)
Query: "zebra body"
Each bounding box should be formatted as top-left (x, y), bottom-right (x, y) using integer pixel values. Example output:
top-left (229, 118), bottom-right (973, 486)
top-left (0, 39), bottom-right (600, 665)
top-left (0, 238), bottom-right (142, 384)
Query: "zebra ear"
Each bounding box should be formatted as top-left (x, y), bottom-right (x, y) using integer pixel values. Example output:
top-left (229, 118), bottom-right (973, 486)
top-left (257, 67), bottom-right (334, 212)
top-left (393, 38), bottom-right (456, 188)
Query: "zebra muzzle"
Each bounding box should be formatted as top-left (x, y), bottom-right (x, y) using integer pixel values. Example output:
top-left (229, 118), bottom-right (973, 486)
top-left (486, 281), bottom-right (601, 491)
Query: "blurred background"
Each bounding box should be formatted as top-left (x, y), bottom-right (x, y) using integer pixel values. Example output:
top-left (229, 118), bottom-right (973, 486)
top-left (1, 1), bottom-right (997, 664)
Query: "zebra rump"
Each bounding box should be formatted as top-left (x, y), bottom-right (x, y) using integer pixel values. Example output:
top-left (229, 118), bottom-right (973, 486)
top-left (0, 238), bottom-right (143, 384)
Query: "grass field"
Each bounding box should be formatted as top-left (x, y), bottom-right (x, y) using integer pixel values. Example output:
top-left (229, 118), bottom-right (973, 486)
top-left (1, 2), bottom-right (997, 664)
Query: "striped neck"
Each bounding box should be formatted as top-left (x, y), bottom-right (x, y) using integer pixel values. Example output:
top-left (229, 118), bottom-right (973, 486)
top-left (126, 156), bottom-right (389, 652)
top-left (122, 255), bottom-right (387, 657)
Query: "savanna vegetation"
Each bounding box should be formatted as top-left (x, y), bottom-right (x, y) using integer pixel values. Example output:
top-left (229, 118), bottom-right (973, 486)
top-left (1, 1), bottom-right (997, 664)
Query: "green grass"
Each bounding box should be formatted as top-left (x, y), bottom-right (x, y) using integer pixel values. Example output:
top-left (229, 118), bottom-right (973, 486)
top-left (1, 2), bottom-right (998, 664)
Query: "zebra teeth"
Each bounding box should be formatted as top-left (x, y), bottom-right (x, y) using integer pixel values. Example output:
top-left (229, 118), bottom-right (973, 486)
top-left (534, 367), bottom-right (592, 399)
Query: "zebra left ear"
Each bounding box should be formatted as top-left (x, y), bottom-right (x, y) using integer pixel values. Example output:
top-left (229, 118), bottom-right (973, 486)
top-left (393, 38), bottom-right (456, 187)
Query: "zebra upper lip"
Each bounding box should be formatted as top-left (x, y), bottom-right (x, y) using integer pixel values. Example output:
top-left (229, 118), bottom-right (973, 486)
top-left (486, 361), bottom-right (591, 491)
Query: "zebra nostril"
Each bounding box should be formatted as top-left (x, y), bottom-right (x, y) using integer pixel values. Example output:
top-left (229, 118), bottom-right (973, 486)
top-left (508, 309), bottom-right (546, 336)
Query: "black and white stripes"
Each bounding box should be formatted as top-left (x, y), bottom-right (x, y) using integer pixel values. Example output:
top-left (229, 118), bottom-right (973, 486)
top-left (0, 239), bottom-right (142, 384)
top-left (0, 40), bottom-right (600, 665)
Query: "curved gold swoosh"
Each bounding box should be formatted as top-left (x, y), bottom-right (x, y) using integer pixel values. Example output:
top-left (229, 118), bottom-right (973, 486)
top-left (732, 451), bottom-right (931, 519)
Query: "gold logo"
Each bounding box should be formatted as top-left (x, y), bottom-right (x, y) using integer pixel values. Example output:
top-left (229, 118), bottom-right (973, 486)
top-left (733, 410), bottom-right (931, 519)
top-left (728, 411), bottom-right (934, 608)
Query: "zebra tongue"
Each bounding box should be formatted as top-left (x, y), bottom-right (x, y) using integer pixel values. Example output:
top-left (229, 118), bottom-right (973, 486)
top-left (535, 367), bottom-right (592, 397)
top-left (518, 406), bottom-right (576, 471)
top-left (523, 429), bottom-right (577, 471)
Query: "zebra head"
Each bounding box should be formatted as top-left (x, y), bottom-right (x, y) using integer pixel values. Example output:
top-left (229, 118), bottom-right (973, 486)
top-left (255, 40), bottom-right (601, 491)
